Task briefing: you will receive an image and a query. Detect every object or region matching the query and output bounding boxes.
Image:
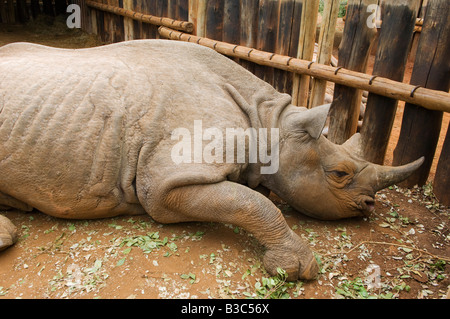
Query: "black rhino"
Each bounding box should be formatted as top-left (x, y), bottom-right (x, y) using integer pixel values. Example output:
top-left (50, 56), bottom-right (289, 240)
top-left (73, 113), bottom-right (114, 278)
top-left (0, 40), bottom-right (423, 280)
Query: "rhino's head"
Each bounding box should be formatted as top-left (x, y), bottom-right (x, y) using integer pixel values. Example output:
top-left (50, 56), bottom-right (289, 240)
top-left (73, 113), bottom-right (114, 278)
top-left (263, 103), bottom-right (424, 220)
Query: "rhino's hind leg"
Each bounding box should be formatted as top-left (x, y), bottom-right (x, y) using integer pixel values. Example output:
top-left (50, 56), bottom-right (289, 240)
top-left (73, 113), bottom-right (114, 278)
top-left (0, 192), bottom-right (33, 212)
top-left (0, 215), bottom-right (18, 251)
top-left (150, 181), bottom-right (318, 281)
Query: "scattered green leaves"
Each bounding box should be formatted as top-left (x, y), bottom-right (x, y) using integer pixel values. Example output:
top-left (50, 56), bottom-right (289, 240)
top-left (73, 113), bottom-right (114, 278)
top-left (108, 223), bottom-right (123, 230)
top-left (180, 272), bottom-right (196, 284)
top-left (0, 286), bottom-right (8, 296)
top-left (118, 231), bottom-right (183, 258)
top-left (188, 231), bottom-right (205, 241)
top-left (335, 277), bottom-right (377, 299)
top-left (119, 232), bottom-right (168, 254)
top-left (253, 268), bottom-right (296, 299)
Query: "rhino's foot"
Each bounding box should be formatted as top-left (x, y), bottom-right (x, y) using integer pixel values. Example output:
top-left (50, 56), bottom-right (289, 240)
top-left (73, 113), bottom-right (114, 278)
top-left (263, 232), bottom-right (318, 281)
top-left (0, 215), bottom-right (18, 252)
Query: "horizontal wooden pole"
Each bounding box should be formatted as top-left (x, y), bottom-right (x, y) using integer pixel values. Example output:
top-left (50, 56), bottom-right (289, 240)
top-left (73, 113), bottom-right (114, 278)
top-left (86, 1), bottom-right (193, 33)
top-left (159, 27), bottom-right (450, 113)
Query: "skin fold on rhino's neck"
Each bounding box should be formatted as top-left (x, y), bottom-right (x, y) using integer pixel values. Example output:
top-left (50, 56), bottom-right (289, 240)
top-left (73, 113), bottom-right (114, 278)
top-left (224, 84), bottom-right (294, 189)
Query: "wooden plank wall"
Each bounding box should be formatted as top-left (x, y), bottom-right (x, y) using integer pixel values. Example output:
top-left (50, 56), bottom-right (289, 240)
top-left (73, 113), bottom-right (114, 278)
top-left (360, 0), bottom-right (421, 164)
top-left (0, 0), bottom-right (71, 24)
top-left (393, 0), bottom-right (450, 191)
top-left (87, 0), bottom-right (190, 43)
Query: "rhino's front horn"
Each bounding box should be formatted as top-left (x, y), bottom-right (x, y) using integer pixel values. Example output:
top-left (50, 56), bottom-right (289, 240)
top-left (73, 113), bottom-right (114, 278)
top-left (373, 157), bottom-right (425, 192)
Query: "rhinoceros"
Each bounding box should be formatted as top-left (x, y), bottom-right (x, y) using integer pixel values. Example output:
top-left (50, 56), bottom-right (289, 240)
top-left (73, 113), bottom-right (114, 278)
top-left (0, 40), bottom-right (423, 280)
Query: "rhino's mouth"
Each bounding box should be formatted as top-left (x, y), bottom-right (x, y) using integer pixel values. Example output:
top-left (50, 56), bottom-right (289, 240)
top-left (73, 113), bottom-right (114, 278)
top-left (358, 196), bottom-right (376, 216)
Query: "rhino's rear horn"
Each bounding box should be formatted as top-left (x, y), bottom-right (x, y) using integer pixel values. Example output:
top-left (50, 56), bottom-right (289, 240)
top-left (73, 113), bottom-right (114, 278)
top-left (373, 157), bottom-right (425, 191)
top-left (342, 133), bottom-right (363, 157)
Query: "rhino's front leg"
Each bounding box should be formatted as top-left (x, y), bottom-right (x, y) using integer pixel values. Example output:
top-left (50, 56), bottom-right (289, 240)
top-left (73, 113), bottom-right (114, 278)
top-left (156, 181), bottom-right (318, 281)
top-left (0, 215), bottom-right (18, 251)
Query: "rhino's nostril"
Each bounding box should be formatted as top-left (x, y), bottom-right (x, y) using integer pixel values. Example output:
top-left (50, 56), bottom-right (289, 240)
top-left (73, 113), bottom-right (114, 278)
top-left (364, 199), bottom-right (375, 213)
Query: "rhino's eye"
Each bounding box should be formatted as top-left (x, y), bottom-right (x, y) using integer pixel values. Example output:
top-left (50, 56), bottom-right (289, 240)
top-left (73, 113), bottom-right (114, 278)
top-left (331, 170), bottom-right (349, 178)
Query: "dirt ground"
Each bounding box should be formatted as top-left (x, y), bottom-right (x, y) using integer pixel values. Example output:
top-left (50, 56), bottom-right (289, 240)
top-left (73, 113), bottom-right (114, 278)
top-left (0, 16), bottom-right (448, 300)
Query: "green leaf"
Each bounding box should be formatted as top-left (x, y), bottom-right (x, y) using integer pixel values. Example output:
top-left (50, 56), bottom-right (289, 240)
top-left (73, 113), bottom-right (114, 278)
top-left (358, 287), bottom-right (368, 298)
top-left (242, 269), bottom-right (251, 280)
top-left (167, 242), bottom-right (178, 252)
top-left (399, 247), bottom-right (413, 253)
top-left (389, 210), bottom-right (399, 218)
top-left (116, 258), bottom-right (126, 266)
top-left (94, 259), bottom-right (102, 270)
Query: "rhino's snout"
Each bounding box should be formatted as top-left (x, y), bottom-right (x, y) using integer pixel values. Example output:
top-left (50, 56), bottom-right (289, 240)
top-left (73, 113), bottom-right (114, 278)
top-left (358, 195), bottom-right (376, 216)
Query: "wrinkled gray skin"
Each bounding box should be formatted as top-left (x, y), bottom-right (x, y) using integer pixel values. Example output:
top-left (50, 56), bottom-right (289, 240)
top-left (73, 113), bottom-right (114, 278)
top-left (0, 40), bottom-right (423, 280)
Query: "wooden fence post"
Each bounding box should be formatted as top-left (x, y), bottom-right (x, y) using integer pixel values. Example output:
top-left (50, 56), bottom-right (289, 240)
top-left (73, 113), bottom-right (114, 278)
top-left (156, 0), bottom-right (169, 36)
top-left (141, 0), bottom-right (156, 39)
top-left (274, 0), bottom-right (300, 94)
top-left (176, 0), bottom-right (189, 21)
top-left (408, 0), bottom-right (428, 63)
top-left (55, 0), bottom-right (67, 16)
top-left (95, 3), bottom-right (105, 42)
top-left (288, 0), bottom-right (304, 58)
top-left (30, 0), bottom-right (40, 19)
top-left (0, 0), bottom-right (7, 23)
top-left (43, 0), bottom-right (54, 16)
top-left (72, 0), bottom-right (89, 32)
top-left (434, 123), bottom-right (450, 206)
top-left (223, 0), bottom-right (240, 44)
top-left (16, 0), bottom-right (29, 23)
top-left (194, 0), bottom-right (207, 37)
top-left (104, 0), bottom-right (125, 42)
top-left (205, 0), bottom-right (224, 40)
top-left (239, 0), bottom-right (258, 73)
top-left (327, 0), bottom-right (378, 145)
top-left (255, 0), bottom-right (279, 86)
top-left (6, 0), bottom-right (15, 24)
top-left (360, 0), bottom-right (421, 164)
top-left (167, 0), bottom-right (175, 20)
top-left (90, 2), bottom-right (98, 36)
top-left (189, 0), bottom-right (198, 34)
top-left (123, 0), bottom-right (134, 40)
top-left (309, 0), bottom-right (340, 108)
top-left (292, 0), bottom-right (319, 107)
top-left (393, 0), bottom-right (450, 187)
top-left (101, 0), bottom-right (112, 42)
top-left (239, 0), bottom-right (258, 47)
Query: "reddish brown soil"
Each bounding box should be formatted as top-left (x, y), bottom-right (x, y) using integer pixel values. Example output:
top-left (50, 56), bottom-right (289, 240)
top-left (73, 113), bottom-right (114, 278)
top-left (0, 17), bottom-right (448, 300)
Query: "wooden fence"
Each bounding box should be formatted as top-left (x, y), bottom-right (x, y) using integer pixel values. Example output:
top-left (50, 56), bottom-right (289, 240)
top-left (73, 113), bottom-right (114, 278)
top-left (1, 0), bottom-right (449, 205)
top-left (0, 1), bottom-right (73, 23)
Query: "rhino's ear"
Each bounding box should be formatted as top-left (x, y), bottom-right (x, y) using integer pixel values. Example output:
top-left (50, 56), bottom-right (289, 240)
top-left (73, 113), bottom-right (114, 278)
top-left (287, 103), bottom-right (331, 139)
